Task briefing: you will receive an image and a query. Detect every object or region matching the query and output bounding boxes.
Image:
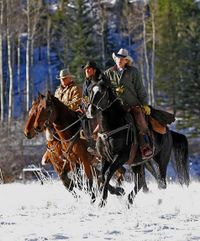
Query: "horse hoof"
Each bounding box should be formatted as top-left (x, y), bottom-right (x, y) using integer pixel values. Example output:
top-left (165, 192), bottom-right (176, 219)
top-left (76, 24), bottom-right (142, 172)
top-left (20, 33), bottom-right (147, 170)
top-left (128, 192), bottom-right (135, 205)
top-left (99, 199), bottom-right (107, 208)
top-left (158, 181), bottom-right (167, 189)
top-left (71, 190), bottom-right (80, 199)
top-left (115, 186), bottom-right (125, 196)
top-left (142, 186), bottom-right (149, 193)
top-left (90, 193), bottom-right (96, 204)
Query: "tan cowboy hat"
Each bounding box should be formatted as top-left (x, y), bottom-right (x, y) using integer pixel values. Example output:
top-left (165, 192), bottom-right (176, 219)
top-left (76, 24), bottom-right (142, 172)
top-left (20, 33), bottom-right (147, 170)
top-left (112, 48), bottom-right (133, 65)
top-left (56, 69), bottom-right (74, 79)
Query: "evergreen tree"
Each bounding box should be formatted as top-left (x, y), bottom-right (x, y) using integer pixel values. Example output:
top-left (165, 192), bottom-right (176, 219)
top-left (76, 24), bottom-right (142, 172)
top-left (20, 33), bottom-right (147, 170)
top-left (155, 0), bottom-right (200, 133)
top-left (69, 0), bottom-right (99, 82)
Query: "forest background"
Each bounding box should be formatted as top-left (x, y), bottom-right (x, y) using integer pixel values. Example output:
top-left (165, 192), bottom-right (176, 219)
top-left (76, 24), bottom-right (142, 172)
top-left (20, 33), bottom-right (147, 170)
top-left (0, 0), bottom-right (200, 182)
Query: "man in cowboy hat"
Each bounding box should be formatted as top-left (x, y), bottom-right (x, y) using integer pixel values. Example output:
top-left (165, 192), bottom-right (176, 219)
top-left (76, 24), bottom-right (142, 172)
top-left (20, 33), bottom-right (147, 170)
top-left (104, 48), bottom-right (153, 160)
top-left (81, 60), bottom-right (109, 153)
top-left (55, 68), bottom-right (82, 111)
top-left (81, 60), bottom-right (108, 107)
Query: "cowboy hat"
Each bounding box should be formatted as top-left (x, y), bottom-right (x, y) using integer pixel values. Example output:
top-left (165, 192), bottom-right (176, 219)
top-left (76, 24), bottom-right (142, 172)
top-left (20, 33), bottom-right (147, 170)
top-left (82, 60), bottom-right (97, 70)
top-left (112, 48), bottom-right (133, 64)
top-left (56, 69), bottom-right (74, 79)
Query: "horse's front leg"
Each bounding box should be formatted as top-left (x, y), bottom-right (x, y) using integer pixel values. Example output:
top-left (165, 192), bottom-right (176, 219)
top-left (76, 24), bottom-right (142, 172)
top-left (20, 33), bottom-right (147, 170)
top-left (99, 156), bottom-right (126, 207)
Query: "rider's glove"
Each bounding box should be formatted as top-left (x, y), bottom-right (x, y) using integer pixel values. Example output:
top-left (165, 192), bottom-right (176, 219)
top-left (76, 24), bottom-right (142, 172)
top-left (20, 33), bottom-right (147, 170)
top-left (115, 85), bottom-right (124, 94)
top-left (142, 105), bottom-right (151, 115)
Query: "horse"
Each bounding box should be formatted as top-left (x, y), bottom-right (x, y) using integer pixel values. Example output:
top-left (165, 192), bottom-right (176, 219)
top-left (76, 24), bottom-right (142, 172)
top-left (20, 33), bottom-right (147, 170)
top-left (24, 93), bottom-right (45, 139)
top-left (33, 92), bottom-right (102, 200)
top-left (86, 80), bottom-right (190, 206)
top-left (24, 94), bottom-right (79, 190)
top-left (42, 129), bottom-right (84, 191)
top-left (24, 93), bottom-right (129, 195)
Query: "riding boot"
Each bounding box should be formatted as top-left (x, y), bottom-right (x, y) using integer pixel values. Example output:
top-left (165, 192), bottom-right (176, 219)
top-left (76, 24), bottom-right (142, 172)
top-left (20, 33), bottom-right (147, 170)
top-left (138, 133), bottom-right (153, 160)
top-left (130, 106), bottom-right (153, 160)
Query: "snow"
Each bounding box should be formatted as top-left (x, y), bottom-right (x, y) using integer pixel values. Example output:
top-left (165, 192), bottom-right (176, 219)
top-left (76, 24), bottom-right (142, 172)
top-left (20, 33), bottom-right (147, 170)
top-left (0, 179), bottom-right (200, 241)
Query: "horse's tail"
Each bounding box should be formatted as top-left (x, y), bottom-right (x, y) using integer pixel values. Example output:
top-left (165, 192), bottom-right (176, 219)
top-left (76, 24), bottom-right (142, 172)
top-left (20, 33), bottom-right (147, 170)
top-left (171, 130), bottom-right (190, 186)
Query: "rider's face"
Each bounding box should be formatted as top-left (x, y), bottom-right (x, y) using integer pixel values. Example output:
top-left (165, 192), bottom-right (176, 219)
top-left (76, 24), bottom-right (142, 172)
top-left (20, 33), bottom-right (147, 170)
top-left (115, 57), bottom-right (128, 69)
top-left (85, 67), bottom-right (95, 79)
top-left (60, 76), bottom-right (72, 87)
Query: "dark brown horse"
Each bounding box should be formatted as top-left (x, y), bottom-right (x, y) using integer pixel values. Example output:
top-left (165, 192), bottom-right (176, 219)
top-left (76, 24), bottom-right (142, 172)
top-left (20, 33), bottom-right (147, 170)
top-left (86, 81), bottom-right (190, 206)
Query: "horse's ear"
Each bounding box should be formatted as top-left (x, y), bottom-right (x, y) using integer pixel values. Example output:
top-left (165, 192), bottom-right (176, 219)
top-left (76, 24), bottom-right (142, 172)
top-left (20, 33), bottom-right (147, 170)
top-left (38, 91), bottom-right (45, 99)
top-left (47, 91), bottom-right (52, 101)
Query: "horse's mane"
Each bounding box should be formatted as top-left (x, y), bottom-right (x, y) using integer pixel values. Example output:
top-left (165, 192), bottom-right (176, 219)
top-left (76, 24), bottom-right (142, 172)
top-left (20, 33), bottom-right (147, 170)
top-left (47, 94), bottom-right (78, 127)
top-left (98, 80), bottom-right (126, 115)
top-left (97, 80), bottom-right (128, 130)
top-left (50, 94), bottom-right (78, 120)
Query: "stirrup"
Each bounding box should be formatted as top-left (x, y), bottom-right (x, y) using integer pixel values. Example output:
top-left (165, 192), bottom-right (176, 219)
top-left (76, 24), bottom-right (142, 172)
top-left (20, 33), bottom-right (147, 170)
top-left (141, 146), bottom-right (154, 160)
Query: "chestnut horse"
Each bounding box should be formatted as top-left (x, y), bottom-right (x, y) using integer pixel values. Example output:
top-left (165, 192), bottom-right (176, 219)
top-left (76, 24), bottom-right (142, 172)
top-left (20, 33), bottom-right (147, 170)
top-left (24, 94), bottom-right (127, 195)
top-left (24, 94), bottom-right (81, 190)
top-left (24, 93), bottom-right (45, 139)
top-left (33, 92), bottom-right (98, 199)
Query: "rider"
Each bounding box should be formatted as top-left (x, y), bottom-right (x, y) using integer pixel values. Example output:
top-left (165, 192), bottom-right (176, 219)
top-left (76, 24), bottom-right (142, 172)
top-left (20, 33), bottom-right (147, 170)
top-left (104, 48), bottom-right (153, 160)
top-left (81, 60), bottom-right (107, 152)
top-left (55, 68), bottom-right (82, 111)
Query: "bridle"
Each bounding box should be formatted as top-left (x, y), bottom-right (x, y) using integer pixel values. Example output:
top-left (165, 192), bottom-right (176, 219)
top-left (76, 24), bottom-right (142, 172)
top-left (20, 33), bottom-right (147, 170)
top-left (39, 99), bottom-right (86, 144)
top-left (90, 86), bottom-right (119, 112)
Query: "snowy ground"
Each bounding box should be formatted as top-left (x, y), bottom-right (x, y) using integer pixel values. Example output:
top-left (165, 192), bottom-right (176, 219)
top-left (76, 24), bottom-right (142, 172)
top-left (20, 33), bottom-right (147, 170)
top-left (0, 178), bottom-right (200, 241)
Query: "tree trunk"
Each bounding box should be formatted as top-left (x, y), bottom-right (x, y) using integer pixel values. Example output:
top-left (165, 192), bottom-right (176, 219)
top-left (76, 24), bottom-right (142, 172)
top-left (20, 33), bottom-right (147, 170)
top-left (47, 16), bottom-right (53, 91)
top-left (98, 1), bottom-right (106, 68)
top-left (150, 7), bottom-right (155, 107)
top-left (142, 11), bottom-right (150, 96)
top-left (7, 2), bottom-right (14, 123)
top-left (0, 0), bottom-right (4, 122)
top-left (17, 33), bottom-right (21, 94)
top-left (26, 0), bottom-right (31, 112)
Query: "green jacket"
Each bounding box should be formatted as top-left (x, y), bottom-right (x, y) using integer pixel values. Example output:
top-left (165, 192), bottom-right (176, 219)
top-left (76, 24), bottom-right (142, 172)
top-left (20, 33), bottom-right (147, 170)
top-left (104, 65), bottom-right (148, 107)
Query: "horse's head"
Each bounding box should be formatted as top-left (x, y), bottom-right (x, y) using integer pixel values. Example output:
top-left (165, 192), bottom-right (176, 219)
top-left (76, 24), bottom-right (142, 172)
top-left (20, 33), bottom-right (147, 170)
top-left (34, 91), bottom-right (57, 132)
top-left (86, 81), bottom-right (115, 118)
top-left (24, 93), bottom-right (44, 139)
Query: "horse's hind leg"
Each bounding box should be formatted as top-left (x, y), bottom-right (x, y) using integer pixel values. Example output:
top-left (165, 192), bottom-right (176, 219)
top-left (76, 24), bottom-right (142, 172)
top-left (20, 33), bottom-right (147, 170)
top-left (154, 153), bottom-right (169, 189)
top-left (141, 165), bottom-right (149, 193)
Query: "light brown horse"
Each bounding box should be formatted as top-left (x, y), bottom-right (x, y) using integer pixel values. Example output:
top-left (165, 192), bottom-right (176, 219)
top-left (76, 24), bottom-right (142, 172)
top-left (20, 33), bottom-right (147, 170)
top-left (41, 133), bottom-right (78, 190)
top-left (24, 93), bottom-right (45, 139)
top-left (33, 92), bottom-right (98, 198)
top-left (23, 94), bottom-right (89, 191)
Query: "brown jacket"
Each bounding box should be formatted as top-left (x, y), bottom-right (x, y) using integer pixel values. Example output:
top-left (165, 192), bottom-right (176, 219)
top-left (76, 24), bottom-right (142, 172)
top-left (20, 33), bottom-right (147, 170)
top-left (55, 82), bottom-right (82, 111)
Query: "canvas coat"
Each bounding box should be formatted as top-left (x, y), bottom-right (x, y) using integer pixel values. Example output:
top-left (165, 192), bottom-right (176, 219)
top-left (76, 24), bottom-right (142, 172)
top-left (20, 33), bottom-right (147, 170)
top-left (55, 82), bottom-right (82, 111)
top-left (104, 65), bottom-right (148, 108)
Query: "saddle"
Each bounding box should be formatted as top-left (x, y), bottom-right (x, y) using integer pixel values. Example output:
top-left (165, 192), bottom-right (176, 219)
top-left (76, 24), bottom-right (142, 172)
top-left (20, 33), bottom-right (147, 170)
top-left (148, 107), bottom-right (175, 134)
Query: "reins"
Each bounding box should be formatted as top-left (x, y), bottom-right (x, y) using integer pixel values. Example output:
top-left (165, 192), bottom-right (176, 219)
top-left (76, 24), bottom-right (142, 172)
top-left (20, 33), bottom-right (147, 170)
top-left (55, 114), bottom-right (86, 133)
top-left (98, 123), bottom-right (133, 145)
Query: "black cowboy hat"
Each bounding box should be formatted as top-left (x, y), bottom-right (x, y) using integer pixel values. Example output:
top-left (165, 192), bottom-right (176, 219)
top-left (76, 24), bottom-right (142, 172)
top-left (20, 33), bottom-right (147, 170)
top-left (82, 60), bottom-right (97, 70)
